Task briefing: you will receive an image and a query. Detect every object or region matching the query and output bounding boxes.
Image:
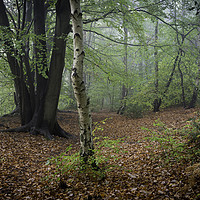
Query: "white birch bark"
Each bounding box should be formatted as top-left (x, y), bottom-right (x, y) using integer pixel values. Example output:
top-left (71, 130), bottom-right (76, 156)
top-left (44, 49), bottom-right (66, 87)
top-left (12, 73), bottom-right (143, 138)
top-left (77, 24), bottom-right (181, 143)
top-left (70, 0), bottom-right (94, 160)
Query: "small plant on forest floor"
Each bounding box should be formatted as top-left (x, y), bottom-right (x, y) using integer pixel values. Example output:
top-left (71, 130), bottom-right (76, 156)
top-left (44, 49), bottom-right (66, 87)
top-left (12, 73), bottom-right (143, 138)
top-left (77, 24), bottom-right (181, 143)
top-left (45, 137), bottom-right (124, 187)
top-left (181, 114), bottom-right (200, 161)
top-left (141, 119), bottom-right (200, 165)
top-left (92, 117), bottom-right (111, 134)
top-left (182, 113), bottom-right (200, 147)
top-left (45, 119), bottom-right (125, 187)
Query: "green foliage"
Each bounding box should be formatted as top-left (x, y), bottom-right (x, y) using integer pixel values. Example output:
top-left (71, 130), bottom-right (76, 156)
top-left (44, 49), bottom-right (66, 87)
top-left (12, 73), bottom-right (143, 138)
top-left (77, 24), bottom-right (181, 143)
top-left (142, 119), bottom-right (200, 164)
top-left (123, 94), bottom-right (152, 118)
top-left (182, 114), bottom-right (200, 147)
top-left (45, 118), bottom-right (125, 185)
top-left (0, 59), bottom-right (15, 116)
top-left (92, 118), bottom-right (110, 133)
top-left (45, 136), bottom-right (124, 185)
top-left (0, 85), bottom-right (15, 116)
top-left (1, 0), bottom-right (200, 115)
top-left (58, 77), bottom-right (76, 110)
top-left (123, 101), bottom-right (144, 118)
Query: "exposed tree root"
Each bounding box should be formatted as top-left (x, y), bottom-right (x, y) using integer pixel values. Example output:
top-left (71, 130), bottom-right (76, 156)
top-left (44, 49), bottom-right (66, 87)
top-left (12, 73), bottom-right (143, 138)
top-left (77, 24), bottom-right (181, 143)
top-left (0, 121), bottom-right (75, 140)
top-left (37, 128), bottom-right (54, 140)
top-left (53, 122), bottom-right (75, 139)
top-left (57, 109), bottom-right (78, 114)
top-left (0, 124), bottom-right (30, 133)
top-left (0, 124), bottom-right (9, 129)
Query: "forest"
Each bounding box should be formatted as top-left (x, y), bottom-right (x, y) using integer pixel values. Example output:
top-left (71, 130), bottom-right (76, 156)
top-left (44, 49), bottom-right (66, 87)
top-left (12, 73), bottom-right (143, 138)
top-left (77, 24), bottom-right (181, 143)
top-left (0, 0), bottom-right (200, 199)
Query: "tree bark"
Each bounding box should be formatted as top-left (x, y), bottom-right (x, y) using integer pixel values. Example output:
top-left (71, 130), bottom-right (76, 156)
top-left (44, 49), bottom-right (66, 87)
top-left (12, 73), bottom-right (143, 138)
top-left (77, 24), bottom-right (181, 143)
top-left (0, 0), bottom-right (22, 119)
top-left (188, 14), bottom-right (200, 108)
top-left (153, 19), bottom-right (161, 112)
top-left (177, 50), bottom-right (186, 108)
top-left (188, 68), bottom-right (200, 108)
top-left (70, 0), bottom-right (94, 162)
top-left (117, 26), bottom-right (128, 115)
top-left (0, 0), bottom-right (72, 140)
top-left (43, 0), bottom-right (71, 133)
top-left (32, 0), bottom-right (48, 129)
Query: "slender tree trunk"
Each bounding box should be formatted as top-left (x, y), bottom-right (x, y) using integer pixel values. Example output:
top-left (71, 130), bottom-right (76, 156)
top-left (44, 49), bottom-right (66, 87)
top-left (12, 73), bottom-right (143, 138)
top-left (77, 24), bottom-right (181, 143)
top-left (177, 50), bottom-right (186, 108)
top-left (19, 0), bottom-right (35, 124)
top-left (154, 4), bottom-right (194, 110)
top-left (70, 0), bottom-right (94, 162)
top-left (188, 68), bottom-right (200, 108)
top-left (155, 44), bottom-right (183, 110)
top-left (23, 0), bottom-right (35, 113)
top-left (153, 19), bottom-right (161, 112)
top-left (117, 26), bottom-right (128, 115)
top-left (0, 0), bottom-right (21, 116)
top-left (188, 15), bottom-right (200, 108)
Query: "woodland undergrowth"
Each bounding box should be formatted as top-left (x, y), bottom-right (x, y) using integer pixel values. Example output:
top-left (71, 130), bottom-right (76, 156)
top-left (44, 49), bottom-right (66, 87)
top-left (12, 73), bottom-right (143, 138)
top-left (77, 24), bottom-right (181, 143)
top-left (0, 107), bottom-right (200, 200)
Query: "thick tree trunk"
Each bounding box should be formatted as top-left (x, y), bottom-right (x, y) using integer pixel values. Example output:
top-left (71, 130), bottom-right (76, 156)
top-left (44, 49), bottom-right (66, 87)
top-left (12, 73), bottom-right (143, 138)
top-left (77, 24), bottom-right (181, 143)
top-left (32, 0), bottom-right (48, 129)
top-left (0, 0), bottom-right (72, 140)
top-left (43, 0), bottom-right (71, 134)
top-left (30, 0), bottom-right (72, 139)
top-left (70, 0), bottom-right (94, 162)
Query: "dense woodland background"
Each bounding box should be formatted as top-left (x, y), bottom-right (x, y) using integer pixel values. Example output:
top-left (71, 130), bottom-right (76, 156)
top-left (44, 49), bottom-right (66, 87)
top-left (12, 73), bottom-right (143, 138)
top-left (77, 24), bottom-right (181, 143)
top-left (0, 0), bottom-right (200, 117)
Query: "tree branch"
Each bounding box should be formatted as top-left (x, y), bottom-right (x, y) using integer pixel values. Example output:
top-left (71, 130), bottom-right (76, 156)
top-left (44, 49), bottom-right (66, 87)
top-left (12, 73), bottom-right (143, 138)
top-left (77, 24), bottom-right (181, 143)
top-left (136, 9), bottom-right (179, 33)
top-left (135, 0), bottom-right (167, 10)
top-left (83, 9), bottom-right (114, 24)
top-left (5, 7), bottom-right (17, 30)
top-left (84, 29), bottom-right (174, 48)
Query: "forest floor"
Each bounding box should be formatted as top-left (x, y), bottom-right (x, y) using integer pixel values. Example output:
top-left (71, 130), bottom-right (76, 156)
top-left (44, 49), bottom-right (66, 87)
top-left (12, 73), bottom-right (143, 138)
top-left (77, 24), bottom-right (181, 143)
top-left (0, 107), bottom-right (200, 200)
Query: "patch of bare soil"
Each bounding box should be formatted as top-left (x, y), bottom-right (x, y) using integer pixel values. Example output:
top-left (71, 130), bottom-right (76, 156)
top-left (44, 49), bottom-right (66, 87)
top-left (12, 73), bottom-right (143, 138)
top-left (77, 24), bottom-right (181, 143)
top-left (0, 107), bottom-right (199, 199)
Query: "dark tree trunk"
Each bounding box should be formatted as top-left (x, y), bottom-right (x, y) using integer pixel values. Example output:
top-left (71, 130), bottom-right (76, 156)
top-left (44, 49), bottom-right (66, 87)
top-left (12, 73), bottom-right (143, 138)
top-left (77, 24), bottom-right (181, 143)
top-left (188, 16), bottom-right (200, 109)
top-left (30, 0), bottom-right (48, 133)
top-left (188, 65), bottom-right (200, 109)
top-left (117, 26), bottom-right (128, 115)
top-left (0, 0), bottom-right (22, 117)
top-left (188, 89), bottom-right (198, 109)
top-left (153, 99), bottom-right (161, 112)
top-left (155, 46), bottom-right (183, 111)
top-left (30, 0), bottom-right (72, 139)
top-left (177, 51), bottom-right (186, 108)
top-left (0, 0), bottom-right (73, 139)
top-left (43, 0), bottom-right (71, 133)
top-left (153, 19), bottom-right (160, 112)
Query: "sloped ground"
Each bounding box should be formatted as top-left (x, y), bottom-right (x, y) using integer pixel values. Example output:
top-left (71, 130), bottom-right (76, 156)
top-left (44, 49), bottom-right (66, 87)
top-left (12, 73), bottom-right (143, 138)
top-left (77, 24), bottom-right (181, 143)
top-left (0, 107), bottom-right (199, 199)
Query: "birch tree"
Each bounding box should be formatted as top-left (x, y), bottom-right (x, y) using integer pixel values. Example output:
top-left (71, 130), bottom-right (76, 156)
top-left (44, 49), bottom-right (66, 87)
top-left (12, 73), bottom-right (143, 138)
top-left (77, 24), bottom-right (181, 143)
top-left (70, 0), bottom-right (94, 163)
